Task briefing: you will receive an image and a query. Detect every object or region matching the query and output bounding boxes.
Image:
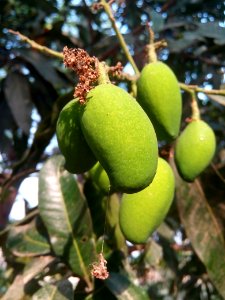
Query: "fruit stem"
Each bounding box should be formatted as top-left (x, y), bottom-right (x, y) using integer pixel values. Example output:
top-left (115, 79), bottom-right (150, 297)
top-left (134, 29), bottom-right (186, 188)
top-left (180, 83), bottom-right (200, 120)
top-left (146, 23), bottom-right (158, 63)
top-left (97, 62), bottom-right (111, 85)
top-left (190, 91), bottom-right (200, 120)
top-left (100, 0), bottom-right (140, 76)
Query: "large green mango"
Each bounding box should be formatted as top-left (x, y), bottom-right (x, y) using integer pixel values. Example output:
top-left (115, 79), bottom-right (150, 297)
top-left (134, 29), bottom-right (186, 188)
top-left (80, 83), bottom-right (158, 193)
top-left (137, 61), bottom-right (182, 141)
top-left (56, 99), bottom-right (97, 173)
top-left (119, 158), bottom-right (175, 244)
top-left (174, 120), bottom-right (216, 181)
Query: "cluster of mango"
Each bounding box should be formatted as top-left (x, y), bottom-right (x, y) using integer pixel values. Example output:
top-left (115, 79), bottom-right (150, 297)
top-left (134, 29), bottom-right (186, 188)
top-left (56, 61), bottom-right (216, 244)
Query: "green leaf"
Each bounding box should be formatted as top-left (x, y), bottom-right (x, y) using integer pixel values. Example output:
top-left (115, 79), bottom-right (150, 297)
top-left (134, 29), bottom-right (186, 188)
top-left (105, 273), bottom-right (149, 300)
top-left (4, 71), bottom-right (32, 135)
top-left (32, 280), bottom-right (73, 300)
top-left (7, 217), bottom-right (50, 257)
top-left (172, 158), bottom-right (225, 298)
top-left (38, 155), bottom-right (95, 287)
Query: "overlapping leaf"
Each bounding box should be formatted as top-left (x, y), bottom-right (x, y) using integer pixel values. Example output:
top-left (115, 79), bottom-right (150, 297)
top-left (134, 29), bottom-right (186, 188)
top-left (172, 158), bottom-right (225, 298)
top-left (7, 217), bottom-right (50, 257)
top-left (38, 155), bottom-right (95, 285)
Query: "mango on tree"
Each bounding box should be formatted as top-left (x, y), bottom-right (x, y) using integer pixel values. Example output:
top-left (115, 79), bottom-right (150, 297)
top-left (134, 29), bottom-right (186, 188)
top-left (56, 99), bottom-right (97, 174)
top-left (80, 83), bottom-right (158, 194)
top-left (119, 157), bottom-right (175, 244)
top-left (174, 120), bottom-right (216, 182)
top-left (137, 61), bottom-right (182, 142)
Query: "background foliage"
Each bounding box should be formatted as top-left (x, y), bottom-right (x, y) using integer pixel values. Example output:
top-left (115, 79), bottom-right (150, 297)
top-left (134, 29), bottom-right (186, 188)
top-left (0, 0), bottom-right (225, 299)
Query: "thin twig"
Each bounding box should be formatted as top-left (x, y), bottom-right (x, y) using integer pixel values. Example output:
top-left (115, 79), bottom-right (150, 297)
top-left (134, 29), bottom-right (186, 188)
top-left (8, 29), bottom-right (63, 59)
top-left (0, 208), bottom-right (39, 237)
top-left (99, 0), bottom-right (140, 75)
top-left (179, 83), bottom-right (225, 96)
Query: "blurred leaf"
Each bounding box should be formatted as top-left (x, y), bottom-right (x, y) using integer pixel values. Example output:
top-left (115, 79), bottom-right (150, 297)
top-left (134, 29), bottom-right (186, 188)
top-left (105, 272), bottom-right (149, 300)
top-left (0, 89), bottom-right (16, 155)
top-left (143, 240), bottom-right (163, 267)
top-left (196, 22), bottom-right (225, 45)
top-left (173, 158), bottom-right (225, 298)
top-left (4, 71), bottom-right (32, 135)
top-left (18, 49), bottom-right (68, 88)
top-left (32, 280), bottom-right (73, 300)
top-left (38, 155), bottom-right (95, 283)
top-left (208, 94), bottom-right (225, 106)
top-left (149, 9), bottom-right (165, 33)
top-left (7, 217), bottom-right (50, 257)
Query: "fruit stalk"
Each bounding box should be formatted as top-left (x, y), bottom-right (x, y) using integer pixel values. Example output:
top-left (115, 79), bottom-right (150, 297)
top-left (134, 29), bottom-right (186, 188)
top-left (100, 0), bottom-right (140, 75)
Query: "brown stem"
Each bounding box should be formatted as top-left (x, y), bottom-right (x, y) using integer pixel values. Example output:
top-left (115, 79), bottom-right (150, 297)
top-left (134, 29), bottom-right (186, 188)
top-left (100, 0), bottom-right (140, 75)
top-left (8, 29), bottom-right (63, 59)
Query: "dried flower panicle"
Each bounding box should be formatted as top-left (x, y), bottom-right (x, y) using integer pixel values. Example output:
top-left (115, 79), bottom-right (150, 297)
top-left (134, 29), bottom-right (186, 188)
top-left (109, 61), bottom-right (123, 77)
top-left (63, 46), bottom-right (99, 103)
top-left (91, 253), bottom-right (109, 280)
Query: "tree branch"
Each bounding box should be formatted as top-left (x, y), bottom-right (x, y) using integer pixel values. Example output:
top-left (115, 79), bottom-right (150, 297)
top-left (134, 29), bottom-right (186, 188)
top-left (8, 29), bottom-right (63, 60)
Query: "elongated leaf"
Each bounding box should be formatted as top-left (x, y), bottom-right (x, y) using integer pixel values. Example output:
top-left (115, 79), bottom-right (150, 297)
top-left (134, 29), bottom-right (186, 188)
top-left (172, 158), bottom-right (225, 298)
top-left (38, 155), bottom-right (95, 285)
top-left (18, 49), bottom-right (68, 88)
top-left (32, 280), bottom-right (73, 300)
top-left (4, 71), bottom-right (32, 134)
top-left (7, 217), bottom-right (50, 257)
top-left (105, 273), bottom-right (149, 300)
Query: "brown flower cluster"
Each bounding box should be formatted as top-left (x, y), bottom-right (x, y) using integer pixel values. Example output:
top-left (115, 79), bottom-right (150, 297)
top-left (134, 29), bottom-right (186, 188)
top-left (63, 46), bottom-right (99, 103)
top-left (90, 253), bottom-right (109, 280)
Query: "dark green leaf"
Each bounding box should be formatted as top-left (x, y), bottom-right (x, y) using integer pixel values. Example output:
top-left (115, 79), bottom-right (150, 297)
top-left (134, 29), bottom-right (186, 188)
top-left (32, 280), bottom-right (73, 300)
top-left (105, 272), bottom-right (149, 300)
top-left (172, 158), bottom-right (225, 298)
top-left (38, 155), bottom-right (95, 286)
top-left (18, 49), bottom-right (68, 88)
top-left (4, 71), bottom-right (32, 135)
top-left (7, 218), bottom-right (50, 257)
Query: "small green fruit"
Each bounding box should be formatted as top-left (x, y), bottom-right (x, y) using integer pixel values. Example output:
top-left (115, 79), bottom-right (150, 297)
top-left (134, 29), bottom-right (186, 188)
top-left (119, 158), bottom-right (175, 244)
top-left (89, 162), bottom-right (111, 195)
top-left (137, 61), bottom-right (182, 141)
top-left (80, 83), bottom-right (158, 193)
top-left (175, 120), bottom-right (216, 181)
top-left (56, 99), bottom-right (97, 173)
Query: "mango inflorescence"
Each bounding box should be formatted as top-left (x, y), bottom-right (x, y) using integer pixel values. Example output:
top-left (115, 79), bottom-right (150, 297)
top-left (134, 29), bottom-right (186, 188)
top-left (174, 120), bottom-right (216, 181)
top-left (80, 83), bottom-right (158, 193)
top-left (137, 61), bottom-right (182, 142)
top-left (119, 158), bottom-right (175, 244)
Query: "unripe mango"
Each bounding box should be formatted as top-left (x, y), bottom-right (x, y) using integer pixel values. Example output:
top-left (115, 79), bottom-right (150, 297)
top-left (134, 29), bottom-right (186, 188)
top-left (137, 61), bottom-right (182, 141)
top-left (56, 99), bottom-right (97, 174)
top-left (175, 120), bottom-right (216, 181)
top-left (119, 158), bottom-right (175, 244)
top-left (89, 162), bottom-right (111, 195)
top-left (80, 83), bottom-right (158, 193)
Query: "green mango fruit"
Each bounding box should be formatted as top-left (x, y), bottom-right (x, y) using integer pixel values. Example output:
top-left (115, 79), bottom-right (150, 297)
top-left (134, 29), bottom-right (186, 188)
top-left (175, 120), bottom-right (216, 181)
top-left (137, 61), bottom-right (182, 141)
top-left (56, 99), bottom-right (97, 173)
top-left (119, 158), bottom-right (175, 244)
top-left (80, 83), bottom-right (158, 193)
top-left (89, 162), bottom-right (111, 195)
